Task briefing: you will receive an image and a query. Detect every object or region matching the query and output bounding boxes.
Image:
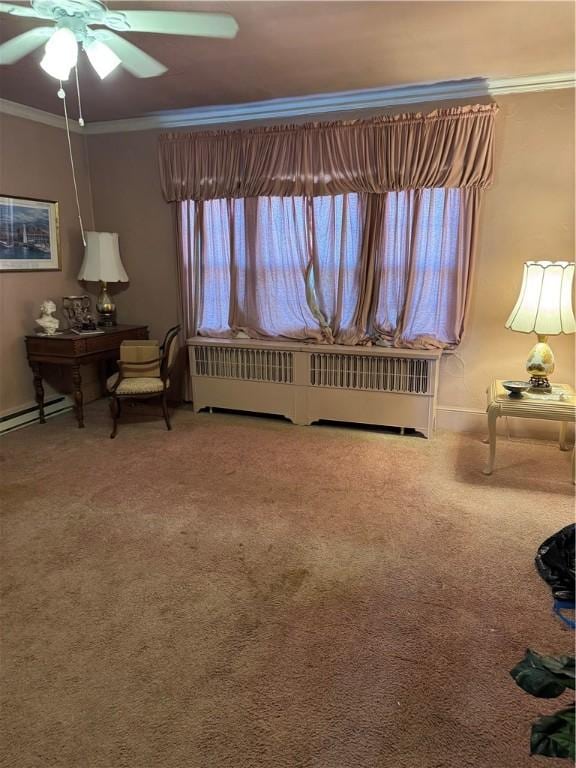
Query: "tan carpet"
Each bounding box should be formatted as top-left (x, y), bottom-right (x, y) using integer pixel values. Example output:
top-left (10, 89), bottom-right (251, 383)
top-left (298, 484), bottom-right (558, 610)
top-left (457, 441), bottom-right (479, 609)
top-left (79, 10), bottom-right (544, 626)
top-left (0, 402), bottom-right (574, 768)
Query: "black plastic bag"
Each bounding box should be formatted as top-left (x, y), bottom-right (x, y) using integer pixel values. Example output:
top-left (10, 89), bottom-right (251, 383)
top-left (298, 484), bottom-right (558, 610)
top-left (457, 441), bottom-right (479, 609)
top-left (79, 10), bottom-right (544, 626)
top-left (535, 524), bottom-right (575, 602)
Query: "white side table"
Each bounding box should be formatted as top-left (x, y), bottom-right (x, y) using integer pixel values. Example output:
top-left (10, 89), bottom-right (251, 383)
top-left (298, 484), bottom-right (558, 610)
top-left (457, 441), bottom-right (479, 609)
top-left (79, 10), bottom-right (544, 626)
top-left (483, 380), bottom-right (576, 483)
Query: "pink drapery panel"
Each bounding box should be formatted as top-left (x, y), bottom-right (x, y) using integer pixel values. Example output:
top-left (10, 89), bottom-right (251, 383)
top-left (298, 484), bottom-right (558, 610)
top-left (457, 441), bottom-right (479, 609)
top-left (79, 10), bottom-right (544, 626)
top-left (160, 105), bottom-right (497, 201)
top-left (177, 198), bottom-right (197, 338)
top-left (176, 199), bottom-right (199, 400)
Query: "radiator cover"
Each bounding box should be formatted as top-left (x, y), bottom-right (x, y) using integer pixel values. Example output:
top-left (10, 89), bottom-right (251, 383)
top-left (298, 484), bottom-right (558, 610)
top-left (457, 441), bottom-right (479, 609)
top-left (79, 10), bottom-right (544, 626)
top-left (188, 338), bottom-right (441, 438)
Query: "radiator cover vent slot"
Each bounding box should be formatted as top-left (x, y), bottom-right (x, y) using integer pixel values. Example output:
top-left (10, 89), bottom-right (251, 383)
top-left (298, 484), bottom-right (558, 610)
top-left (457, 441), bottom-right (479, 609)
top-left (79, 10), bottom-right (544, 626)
top-left (194, 344), bottom-right (294, 384)
top-left (310, 353), bottom-right (431, 394)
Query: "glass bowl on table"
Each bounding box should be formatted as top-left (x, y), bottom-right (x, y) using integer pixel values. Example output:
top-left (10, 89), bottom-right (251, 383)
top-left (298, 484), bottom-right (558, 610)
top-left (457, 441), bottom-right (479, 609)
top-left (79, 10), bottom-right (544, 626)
top-left (502, 380), bottom-right (531, 398)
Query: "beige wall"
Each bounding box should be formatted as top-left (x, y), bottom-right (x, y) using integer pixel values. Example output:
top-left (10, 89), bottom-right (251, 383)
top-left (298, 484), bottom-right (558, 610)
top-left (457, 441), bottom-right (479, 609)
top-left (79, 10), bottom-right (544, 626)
top-left (0, 114), bottom-right (95, 416)
top-left (86, 130), bottom-right (177, 342)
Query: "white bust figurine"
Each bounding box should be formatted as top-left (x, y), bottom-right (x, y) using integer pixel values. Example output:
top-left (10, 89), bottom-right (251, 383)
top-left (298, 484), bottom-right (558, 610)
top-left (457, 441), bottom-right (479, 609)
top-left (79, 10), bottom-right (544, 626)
top-left (36, 300), bottom-right (60, 336)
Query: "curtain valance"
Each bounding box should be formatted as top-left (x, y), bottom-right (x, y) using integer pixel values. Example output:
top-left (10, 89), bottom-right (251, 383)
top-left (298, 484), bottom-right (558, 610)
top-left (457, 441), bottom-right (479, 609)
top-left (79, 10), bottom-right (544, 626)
top-left (159, 104), bottom-right (498, 202)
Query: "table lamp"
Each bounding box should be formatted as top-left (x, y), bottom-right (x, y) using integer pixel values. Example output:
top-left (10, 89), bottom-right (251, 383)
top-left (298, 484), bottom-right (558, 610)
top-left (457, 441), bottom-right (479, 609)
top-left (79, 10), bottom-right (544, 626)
top-left (505, 261), bottom-right (575, 392)
top-left (77, 232), bottom-right (129, 327)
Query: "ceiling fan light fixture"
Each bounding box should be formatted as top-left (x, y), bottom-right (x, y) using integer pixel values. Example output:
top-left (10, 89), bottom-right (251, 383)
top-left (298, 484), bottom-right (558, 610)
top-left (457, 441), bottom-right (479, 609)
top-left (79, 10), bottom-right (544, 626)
top-left (40, 26), bottom-right (77, 81)
top-left (0, 4), bottom-right (239, 80)
top-left (85, 39), bottom-right (121, 79)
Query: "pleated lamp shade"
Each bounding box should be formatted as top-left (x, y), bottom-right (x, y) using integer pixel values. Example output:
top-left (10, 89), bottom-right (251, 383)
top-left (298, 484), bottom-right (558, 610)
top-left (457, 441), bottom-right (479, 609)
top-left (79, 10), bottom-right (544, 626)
top-left (505, 261), bottom-right (576, 335)
top-left (78, 232), bottom-right (129, 283)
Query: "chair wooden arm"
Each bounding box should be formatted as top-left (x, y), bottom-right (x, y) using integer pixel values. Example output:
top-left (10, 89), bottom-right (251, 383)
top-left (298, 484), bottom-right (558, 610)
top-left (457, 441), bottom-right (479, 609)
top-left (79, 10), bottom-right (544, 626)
top-left (108, 361), bottom-right (125, 393)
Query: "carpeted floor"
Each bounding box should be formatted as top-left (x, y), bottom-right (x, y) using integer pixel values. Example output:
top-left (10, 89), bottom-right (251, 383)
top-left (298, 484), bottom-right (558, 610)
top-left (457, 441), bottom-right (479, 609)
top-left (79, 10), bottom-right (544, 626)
top-left (0, 401), bottom-right (574, 768)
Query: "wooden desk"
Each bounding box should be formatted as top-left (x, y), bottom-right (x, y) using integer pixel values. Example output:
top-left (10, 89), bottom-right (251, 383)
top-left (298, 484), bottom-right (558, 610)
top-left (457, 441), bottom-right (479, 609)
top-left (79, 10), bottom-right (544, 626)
top-left (483, 379), bottom-right (576, 482)
top-left (25, 325), bottom-right (148, 428)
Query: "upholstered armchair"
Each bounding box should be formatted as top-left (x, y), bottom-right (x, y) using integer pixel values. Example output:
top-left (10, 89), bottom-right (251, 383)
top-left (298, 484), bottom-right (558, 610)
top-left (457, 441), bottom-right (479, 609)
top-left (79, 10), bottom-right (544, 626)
top-left (106, 325), bottom-right (181, 439)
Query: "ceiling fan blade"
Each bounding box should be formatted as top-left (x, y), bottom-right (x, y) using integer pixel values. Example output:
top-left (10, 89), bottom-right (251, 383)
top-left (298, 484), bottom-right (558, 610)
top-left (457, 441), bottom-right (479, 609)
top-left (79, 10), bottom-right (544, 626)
top-left (0, 27), bottom-right (52, 65)
top-left (93, 31), bottom-right (167, 78)
top-left (117, 11), bottom-right (238, 39)
top-left (0, 3), bottom-right (44, 18)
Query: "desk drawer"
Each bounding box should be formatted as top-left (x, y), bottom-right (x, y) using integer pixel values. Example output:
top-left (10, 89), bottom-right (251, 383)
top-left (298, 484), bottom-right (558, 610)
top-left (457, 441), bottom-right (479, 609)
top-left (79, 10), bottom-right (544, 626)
top-left (26, 326), bottom-right (148, 359)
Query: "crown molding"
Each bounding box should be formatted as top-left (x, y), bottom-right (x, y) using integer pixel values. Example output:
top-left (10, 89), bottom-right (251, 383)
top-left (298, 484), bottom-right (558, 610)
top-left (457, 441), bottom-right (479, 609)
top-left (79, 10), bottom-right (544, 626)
top-left (1, 72), bottom-right (574, 136)
top-left (0, 97), bottom-right (83, 133)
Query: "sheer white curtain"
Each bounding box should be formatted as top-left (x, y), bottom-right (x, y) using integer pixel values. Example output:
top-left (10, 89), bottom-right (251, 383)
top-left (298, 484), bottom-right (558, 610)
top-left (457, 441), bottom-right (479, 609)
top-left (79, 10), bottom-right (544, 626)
top-left (198, 199), bottom-right (232, 336)
top-left (231, 197), bottom-right (323, 340)
top-left (190, 197), bottom-right (323, 340)
top-left (372, 188), bottom-right (477, 347)
top-left (311, 194), bottom-right (364, 344)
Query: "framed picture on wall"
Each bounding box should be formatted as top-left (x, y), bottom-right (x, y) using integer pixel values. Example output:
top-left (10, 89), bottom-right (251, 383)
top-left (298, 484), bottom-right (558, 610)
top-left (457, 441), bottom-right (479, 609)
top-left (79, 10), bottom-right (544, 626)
top-left (0, 195), bottom-right (60, 272)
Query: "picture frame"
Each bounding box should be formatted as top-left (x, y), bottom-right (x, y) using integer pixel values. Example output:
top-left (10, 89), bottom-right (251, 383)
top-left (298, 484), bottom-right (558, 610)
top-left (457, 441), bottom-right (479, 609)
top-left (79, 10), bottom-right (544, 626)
top-left (0, 195), bottom-right (60, 272)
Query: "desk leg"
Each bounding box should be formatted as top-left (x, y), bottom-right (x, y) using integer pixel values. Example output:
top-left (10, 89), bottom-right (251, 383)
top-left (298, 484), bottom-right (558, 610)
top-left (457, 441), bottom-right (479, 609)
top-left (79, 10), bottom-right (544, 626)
top-left (72, 364), bottom-right (84, 428)
top-left (31, 362), bottom-right (46, 424)
top-left (483, 406), bottom-right (498, 475)
top-left (559, 422), bottom-right (570, 452)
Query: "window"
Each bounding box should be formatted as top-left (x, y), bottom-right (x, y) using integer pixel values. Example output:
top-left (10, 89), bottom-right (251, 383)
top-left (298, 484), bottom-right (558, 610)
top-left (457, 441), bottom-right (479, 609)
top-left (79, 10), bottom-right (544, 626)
top-left (181, 187), bottom-right (470, 347)
top-left (373, 188), bottom-right (464, 345)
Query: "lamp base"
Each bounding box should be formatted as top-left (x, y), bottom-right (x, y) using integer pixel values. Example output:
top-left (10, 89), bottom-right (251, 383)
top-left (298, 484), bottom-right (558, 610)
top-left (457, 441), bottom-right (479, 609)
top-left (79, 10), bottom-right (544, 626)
top-left (528, 375), bottom-right (552, 393)
top-left (96, 281), bottom-right (116, 327)
top-left (526, 335), bottom-right (554, 394)
top-left (97, 311), bottom-right (116, 328)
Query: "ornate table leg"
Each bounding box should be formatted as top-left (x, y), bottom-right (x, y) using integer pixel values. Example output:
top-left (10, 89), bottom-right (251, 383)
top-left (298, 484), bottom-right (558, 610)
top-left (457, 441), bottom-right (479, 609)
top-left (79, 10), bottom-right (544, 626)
top-left (483, 404), bottom-right (499, 475)
top-left (31, 362), bottom-right (46, 424)
top-left (72, 364), bottom-right (85, 428)
top-left (559, 421), bottom-right (570, 452)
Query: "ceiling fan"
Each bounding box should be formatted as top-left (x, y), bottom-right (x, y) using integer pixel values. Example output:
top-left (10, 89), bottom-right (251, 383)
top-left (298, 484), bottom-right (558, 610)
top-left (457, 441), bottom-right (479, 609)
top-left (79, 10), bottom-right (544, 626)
top-left (0, 0), bottom-right (239, 80)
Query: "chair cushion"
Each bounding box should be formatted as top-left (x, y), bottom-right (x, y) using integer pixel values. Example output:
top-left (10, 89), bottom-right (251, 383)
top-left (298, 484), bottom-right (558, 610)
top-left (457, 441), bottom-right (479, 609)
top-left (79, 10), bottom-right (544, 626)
top-left (106, 373), bottom-right (166, 395)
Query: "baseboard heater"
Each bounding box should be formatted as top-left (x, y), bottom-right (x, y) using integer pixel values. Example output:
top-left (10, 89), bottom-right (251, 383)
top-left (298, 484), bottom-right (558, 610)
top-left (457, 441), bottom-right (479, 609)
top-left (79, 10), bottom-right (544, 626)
top-left (0, 396), bottom-right (73, 435)
top-left (188, 337), bottom-right (441, 438)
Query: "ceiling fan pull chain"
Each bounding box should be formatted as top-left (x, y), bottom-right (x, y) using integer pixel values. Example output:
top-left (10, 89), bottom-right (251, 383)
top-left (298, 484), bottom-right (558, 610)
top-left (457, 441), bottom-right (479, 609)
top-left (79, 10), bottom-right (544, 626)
top-left (59, 78), bottom-right (86, 247)
top-left (74, 66), bottom-right (85, 127)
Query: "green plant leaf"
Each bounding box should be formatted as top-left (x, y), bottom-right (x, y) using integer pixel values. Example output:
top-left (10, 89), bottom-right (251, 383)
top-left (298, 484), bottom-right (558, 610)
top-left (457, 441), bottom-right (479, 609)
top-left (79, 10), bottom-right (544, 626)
top-left (511, 650), bottom-right (575, 698)
top-left (530, 706), bottom-right (575, 759)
